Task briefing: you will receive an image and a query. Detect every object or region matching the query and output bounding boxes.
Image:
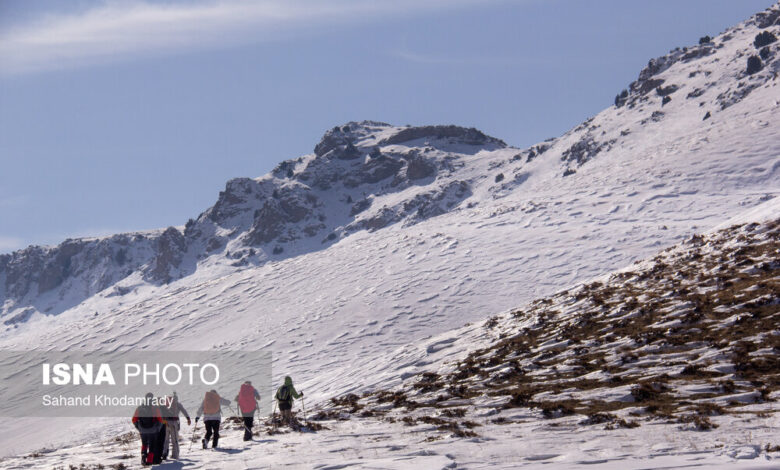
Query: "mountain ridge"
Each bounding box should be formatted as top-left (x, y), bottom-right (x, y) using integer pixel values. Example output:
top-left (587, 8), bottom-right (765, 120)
top-left (4, 0), bottom-right (779, 321)
top-left (0, 2), bottom-right (778, 461)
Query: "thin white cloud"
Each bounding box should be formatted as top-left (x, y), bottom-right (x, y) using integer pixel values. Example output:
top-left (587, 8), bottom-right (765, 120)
top-left (0, 195), bottom-right (28, 208)
top-left (390, 49), bottom-right (517, 67)
top-left (0, 236), bottom-right (24, 253)
top-left (0, 0), bottom-right (493, 75)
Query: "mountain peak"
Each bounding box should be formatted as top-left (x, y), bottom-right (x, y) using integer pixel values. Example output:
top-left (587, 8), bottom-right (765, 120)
top-left (314, 121), bottom-right (506, 159)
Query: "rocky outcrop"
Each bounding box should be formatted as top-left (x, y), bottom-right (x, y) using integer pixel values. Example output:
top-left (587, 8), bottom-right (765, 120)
top-left (314, 121), bottom-right (390, 157)
top-left (0, 232), bottom-right (161, 320)
top-left (380, 125), bottom-right (506, 148)
top-left (144, 227), bottom-right (186, 283)
top-left (406, 155), bottom-right (436, 180)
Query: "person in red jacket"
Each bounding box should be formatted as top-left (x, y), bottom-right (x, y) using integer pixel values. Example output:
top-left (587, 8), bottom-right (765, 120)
top-left (235, 381), bottom-right (261, 441)
top-left (132, 392), bottom-right (163, 466)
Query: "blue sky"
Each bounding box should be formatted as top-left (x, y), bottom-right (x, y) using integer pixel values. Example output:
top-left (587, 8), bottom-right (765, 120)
top-left (0, 0), bottom-right (775, 253)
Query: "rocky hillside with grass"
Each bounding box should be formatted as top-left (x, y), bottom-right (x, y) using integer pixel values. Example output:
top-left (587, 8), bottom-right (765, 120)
top-left (317, 214), bottom-right (779, 438)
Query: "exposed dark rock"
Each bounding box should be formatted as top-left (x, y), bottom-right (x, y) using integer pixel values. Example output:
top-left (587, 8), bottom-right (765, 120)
top-left (314, 127), bottom-right (352, 157)
top-left (145, 227), bottom-right (186, 284)
top-left (381, 125), bottom-right (506, 148)
top-left (279, 195), bottom-right (312, 223)
top-left (403, 180), bottom-right (471, 223)
top-left (209, 178), bottom-right (257, 223)
top-left (406, 156), bottom-right (436, 180)
top-left (3, 307), bottom-right (35, 326)
top-left (350, 198), bottom-right (372, 216)
top-left (755, 7), bottom-right (780, 28)
top-left (245, 189), bottom-right (317, 245)
top-left (561, 137), bottom-right (615, 166)
top-left (358, 208), bottom-right (392, 232)
top-left (4, 246), bottom-right (45, 299)
top-left (38, 240), bottom-right (84, 293)
top-left (345, 154), bottom-right (403, 187)
top-left (754, 31), bottom-right (777, 49)
top-left (272, 160), bottom-right (297, 179)
top-left (686, 88), bottom-right (705, 99)
top-left (525, 143), bottom-right (550, 163)
top-left (656, 85), bottom-right (678, 96)
top-left (337, 142), bottom-right (361, 160)
top-left (313, 121), bottom-right (390, 158)
top-left (703, 111), bottom-right (712, 121)
top-left (114, 248), bottom-right (127, 265)
top-left (614, 89), bottom-right (628, 107)
top-left (297, 156), bottom-right (346, 190)
top-left (746, 55), bottom-right (763, 75)
top-left (717, 82), bottom-right (761, 109)
top-left (303, 223), bottom-right (325, 237)
top-left (247, 201), bottom-right (287, 245)
top-left (682, 45), bottom-right (715, 62)
top-left (633, 78), bottom-right (665, 96)
top-left (494, 173), bottom-right (505, 183)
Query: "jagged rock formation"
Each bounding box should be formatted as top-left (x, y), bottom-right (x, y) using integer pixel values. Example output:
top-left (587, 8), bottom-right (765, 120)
top-left (1, 1), bottom-right (778, 324)
top-left (0, 233), bottom-right (159, 321)
top-left (0, 121), bottom-right (506, 320)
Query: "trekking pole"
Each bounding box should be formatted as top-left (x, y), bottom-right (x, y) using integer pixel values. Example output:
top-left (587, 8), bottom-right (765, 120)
top-left (271, 401), bottom-right (278, 433)
top-left (236, 404), bottom-right (253, 438)
top-left (301, 395), bottom-right (306, 422)
top-left (188, 420), bottom-right (199, 452)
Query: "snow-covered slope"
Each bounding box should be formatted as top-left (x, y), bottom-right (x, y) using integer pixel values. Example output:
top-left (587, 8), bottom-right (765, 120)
top-left (3, 193), bottom-right (778, 470)
top-left (0, 1), bottom-right (778, 464)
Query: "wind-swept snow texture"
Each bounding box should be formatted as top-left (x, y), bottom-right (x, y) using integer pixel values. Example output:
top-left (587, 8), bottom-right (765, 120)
top-left (1, 2), bottom-right (779, 467)
top-left (4, 206), bottom-right (777, 468)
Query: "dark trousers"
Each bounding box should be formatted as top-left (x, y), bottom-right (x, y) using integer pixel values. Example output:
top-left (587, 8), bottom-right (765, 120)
top-left (242, 416), bottom-right (254, 441)
top-left (203, 419), bottom-right (220, 448)
top-left (153, 424), bottom-right (166, 463)
top-left (140, 432), bottom-right (155, 464)
top-left (138, 425), bottom-right (161, 465)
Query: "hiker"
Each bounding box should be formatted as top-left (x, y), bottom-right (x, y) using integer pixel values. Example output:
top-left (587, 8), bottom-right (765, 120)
top-left (162, 392), bottom-right (191, 460)
top-left (275, 376), bottom-right (303, 426)
top-left (154, 396), bottom-right (168, 463)
top-left (235, 380), bottom-right (261, 441)
top-left (132, 392), bottom-right (163, 466)
top-left (195, 389), bottom-right (231, 449)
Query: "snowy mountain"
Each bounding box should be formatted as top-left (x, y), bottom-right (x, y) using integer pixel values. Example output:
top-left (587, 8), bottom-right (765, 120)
top-left (0, 2), bottom-right (778, 466)
top-left (3, 186), bottom-right (778, 470)
top-left (2, 5), bottom-right (779, 324)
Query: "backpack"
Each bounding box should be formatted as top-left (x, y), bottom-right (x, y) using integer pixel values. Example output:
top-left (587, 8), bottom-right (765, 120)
top-left (203, 391), bottom-right (220, 414)
top-left (277, 385), bottom-right (291, 403)
top-left (238, 383), bottom-right (257, 413)
top-left (137, 405), bottom-right (157, 429)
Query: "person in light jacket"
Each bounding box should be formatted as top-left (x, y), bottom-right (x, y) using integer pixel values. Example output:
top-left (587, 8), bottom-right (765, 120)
top-left (195, 389), bottom-right (231, 449)
top-left (162, 392), bottom-right (191, 459)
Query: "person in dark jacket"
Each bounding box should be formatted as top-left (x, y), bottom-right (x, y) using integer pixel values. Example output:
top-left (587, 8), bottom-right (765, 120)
top-left (132, 392), bottom-right (163, 466)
